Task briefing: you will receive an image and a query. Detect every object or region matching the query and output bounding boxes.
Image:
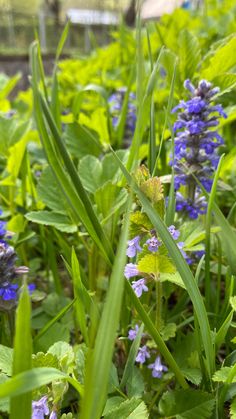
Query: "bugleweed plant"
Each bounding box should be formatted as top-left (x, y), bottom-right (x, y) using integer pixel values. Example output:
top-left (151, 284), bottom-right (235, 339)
top-left (0, 3), bottom-right (236, 418)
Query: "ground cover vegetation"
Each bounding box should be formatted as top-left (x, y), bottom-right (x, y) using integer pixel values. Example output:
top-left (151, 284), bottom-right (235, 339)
top-left (0, 1), bottom-right (236, 417)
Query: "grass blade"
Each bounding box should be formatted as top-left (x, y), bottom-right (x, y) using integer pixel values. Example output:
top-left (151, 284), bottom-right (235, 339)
top-left (10, 281), bottom-right (32, 419)
top-left (0, 368), bottom-right (83, 399)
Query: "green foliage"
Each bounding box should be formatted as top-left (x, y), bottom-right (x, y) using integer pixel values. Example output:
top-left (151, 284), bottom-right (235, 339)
top-left (158, 389), bottom-right (215, 418)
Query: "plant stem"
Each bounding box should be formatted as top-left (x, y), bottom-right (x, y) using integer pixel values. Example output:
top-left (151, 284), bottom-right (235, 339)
top-left (156, 278), bottom-right (162, 330)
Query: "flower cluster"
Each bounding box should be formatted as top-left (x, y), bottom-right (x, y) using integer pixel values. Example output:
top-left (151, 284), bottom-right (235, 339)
top-left (108, 87), bottom-right (136, 147)
top-left (32, 396), bottom-right (57, 419)
top-left (128, 324), bottom-right (168, 378)
top-left (124, 224), bottom-right (187, 296)
top-left (171, 79), bottom-right (227, 219)
top-left (0, 211), bottom-right (33, 302)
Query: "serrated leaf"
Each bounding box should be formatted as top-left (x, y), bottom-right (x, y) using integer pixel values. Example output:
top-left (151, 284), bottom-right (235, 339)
top-left (159, 389), bottom-right (215, 419)
top-left (137, 253), bottom-right (176, 276)
top-left (32, 352), bottom-right (59, 369)
top-left (178, 29), bottom-right (200, 81)
top-left (181, 368), bottom-right (202, 385)
top-left (25, 211), bottom-right (77, 233)
top-left (213, 366), bottom-right (236, 383)
top-left (161, 323), bottom-right (177, 341)
top-left (129, 211), bottom-right (153, 237)
top-left (104, 398), bottom-right (148, 419)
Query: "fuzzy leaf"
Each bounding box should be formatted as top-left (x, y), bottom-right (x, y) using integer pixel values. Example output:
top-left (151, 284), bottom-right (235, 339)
top-left (159, 389), bottom-right (215, 419)
top-left (181, 368), bottom-right (202, 385)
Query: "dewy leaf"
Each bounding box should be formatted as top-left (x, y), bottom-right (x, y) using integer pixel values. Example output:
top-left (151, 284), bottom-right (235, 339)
top-left (25, 211), bottom-right (77, 233)
top-left (159, 389), bottom-right (215, 419)
top-left (138, 253), bottom-right (176, 276)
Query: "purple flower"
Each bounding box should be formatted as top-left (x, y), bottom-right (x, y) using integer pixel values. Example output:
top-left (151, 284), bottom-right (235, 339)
top-left (172, 79), bottom-right (226, 219)
top-left (136, 345), bottom-right (150, 364)
top-left (128, 324), bottom-right (140, 340)
top-left (177, 241), bottom-right (187, 259)
top-left (168, 225), bottom-right (180, 240)
top-left (146, 236), bottom-right (161, 252)
top-left (132, 278), bottom-right (148, 298)
top-left (49, 412), bottom-right (57, 419)
top-left (148, 356), bottom-right (168, 378)
top-left (126, 235), bottom-right (142, 258)
top-left (0, 282), bottom-right (18, 301)
top-left (124, 263), bottom-right (139, 279)
top-left (32, 396), bottom-right (49, 419)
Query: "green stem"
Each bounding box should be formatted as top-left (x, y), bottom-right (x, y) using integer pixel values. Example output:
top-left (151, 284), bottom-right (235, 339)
top-left (155, 279), bottom-right (162, 330)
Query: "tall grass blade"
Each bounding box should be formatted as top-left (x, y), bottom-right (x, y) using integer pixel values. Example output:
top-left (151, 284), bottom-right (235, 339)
top-left (10, 281), bottom-right (32, 419)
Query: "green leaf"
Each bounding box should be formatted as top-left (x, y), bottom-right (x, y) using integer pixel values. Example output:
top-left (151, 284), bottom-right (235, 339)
top-left (159, 389), bottom-right (215, 419)
top-left (161, 323), bottom-right (177, 341)
top-left (37, 166), bottom-right (69, 212)
top-left (160, 272), bottom-right (186, 289)
top-left (201, 36), bottom-right (236, 80)
top-left (32, 353), bottom-right (59, 369)
top-left (137, 253), bottom-right (176, 276)
top-left (213, 367), bottom-right (236, 383)
top-left (10, 283), bottom-right (32, 419)
top-left (78, 155), bottom-right (103, 193)
top-left (64, 123), bottom-right (102, 158)
top-left (0, 345), bottom-right (13, 376)
top-left (95, 182), bottom-right (124, 218)
top-left (181, 368), bottom-right (202, 385)
top-left (178, 29), bottom-right (200, 81)
top-left (25, 211), bottom-right (77, 233)
top-left (104, 398), bottom-right (148, 419)
top-left (129, 211), bottom-right (153, 237)
top-left (230, 397), bottom-right (236, 419)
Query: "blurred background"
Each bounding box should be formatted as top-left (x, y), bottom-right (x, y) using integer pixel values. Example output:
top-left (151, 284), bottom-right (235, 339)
top-left (0, 0), bottom-right (191, 90)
